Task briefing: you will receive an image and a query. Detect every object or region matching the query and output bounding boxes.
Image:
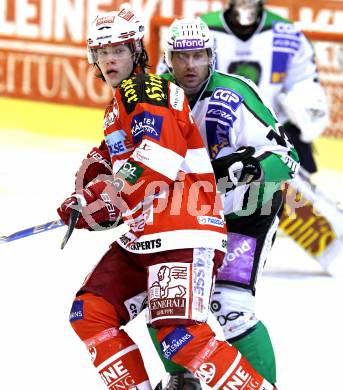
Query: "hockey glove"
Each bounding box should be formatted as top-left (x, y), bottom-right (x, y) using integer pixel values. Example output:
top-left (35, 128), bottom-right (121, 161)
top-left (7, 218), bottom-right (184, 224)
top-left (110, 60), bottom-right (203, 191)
top-left (75, 141), bottom-right (112, 190)
top-left (212, 146), bottom-right (262, 188)
top-left (57, 181), bottom-right (122, 229)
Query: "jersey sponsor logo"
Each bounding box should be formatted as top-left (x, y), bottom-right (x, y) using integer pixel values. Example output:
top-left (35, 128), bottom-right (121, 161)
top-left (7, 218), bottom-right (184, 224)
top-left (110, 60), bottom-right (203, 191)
top-left (133, 141), bottom-right (153, 164)
top-left (273, 37), bottom-right (300, 51)
top-left (148, 263), bottom-right (191, 321)
top-left (195, 363), bottom-right (216, 384)
top-left (173, 38), bottom-right (205, 50)
top-left (145, 74), bottom-right (167, 102)
top-left (206, 107), bottom-right (237, 123)
top-left (105, 130), bottom-right (133, 157)
top-left (205, 102), bottom-right (233, 159)
top-left (212, 88), bottom-right (243, 111)
top-left (273, 21), bottom-right (300, 37)
top-left (170, 82), bottom-right (184, 111)
top-left (197, 216), bottom-right (225, 227)
top-left (69, 300), bottom-right (84, 323)
top-left (192, 249), bottom-right (214, 316)
top-left (131, 111), bottom-right (163, 144)
top-left (121, 74), bottom-right (168, 114)
top-left (217, 233), bottom-right (256, 285)
top-left (124, 291), bottom-right (148, 320)
top-left (193, 254), bottom-right (209, 298)
top-left (120, 77), bottom-right (139, 114)
top-left (222, 365), bottom-right (261, 389)
top-left (117, 160), bottom-right (144, 184)
top-left (104, 111), bottom-right (115, 130)
top-left (120, 235), bottom-right (162, 251)
top-left (129, 238), bottom-right (162, 251)
top-left (271, 51), bottom-right (289, 83)
top-left (99, 359), bottom-right (135, 388)
top-left (160, 326), bottom-right (194, 359)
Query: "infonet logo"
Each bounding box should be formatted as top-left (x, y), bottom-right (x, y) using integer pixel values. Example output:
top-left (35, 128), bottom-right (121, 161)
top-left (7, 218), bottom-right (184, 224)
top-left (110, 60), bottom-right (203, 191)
top-left (173, 39), bottom-right (205, 50)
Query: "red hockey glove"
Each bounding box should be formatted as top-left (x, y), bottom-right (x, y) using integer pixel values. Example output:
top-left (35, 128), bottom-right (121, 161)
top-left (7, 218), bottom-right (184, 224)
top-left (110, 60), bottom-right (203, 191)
top-left (75, 141), bottom-right (112, 190)
top-left (57, 181), bottom-right (122, 229)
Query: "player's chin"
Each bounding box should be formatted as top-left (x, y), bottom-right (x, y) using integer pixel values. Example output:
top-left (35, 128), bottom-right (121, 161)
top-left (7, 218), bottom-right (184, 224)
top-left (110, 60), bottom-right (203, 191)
top-left (105, 73), bottom-right (121, 87)
top-left (182, 77), bottom-right (201, 89)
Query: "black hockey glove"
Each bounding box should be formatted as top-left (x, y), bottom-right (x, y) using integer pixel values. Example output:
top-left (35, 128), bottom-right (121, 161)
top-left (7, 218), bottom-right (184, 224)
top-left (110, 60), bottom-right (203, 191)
top-left (211, 146), bottom-right (262, 190)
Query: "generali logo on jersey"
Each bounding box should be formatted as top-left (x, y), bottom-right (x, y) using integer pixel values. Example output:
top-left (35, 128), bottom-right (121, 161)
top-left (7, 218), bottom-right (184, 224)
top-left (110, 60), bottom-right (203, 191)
top-left (148, 263), bottom-right (191, 322)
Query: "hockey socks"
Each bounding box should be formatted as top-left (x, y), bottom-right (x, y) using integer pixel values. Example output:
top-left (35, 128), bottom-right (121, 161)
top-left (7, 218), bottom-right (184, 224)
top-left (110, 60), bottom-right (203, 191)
top-left (155, 323), bottom-right (276, 389)
top-left (149, 321), bottom-right (277, 384)
top-left (228, 321), bottom-right (276, 384)
top-left (70, 293), bottom-right (151, 390)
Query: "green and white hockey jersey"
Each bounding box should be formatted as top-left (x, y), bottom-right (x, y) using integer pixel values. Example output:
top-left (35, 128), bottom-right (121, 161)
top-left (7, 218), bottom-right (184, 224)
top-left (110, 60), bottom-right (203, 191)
top-left (201, 9), bottom-right (318, 125)
top-left (161, 71), bottom-right (299, 217)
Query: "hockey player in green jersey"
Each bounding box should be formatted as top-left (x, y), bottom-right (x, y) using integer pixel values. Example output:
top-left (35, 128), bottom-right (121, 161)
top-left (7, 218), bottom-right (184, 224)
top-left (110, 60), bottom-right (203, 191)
top-left (151, 17), bottom-right (299, 389)
top-left (200, 0), bottom-right (329, 174)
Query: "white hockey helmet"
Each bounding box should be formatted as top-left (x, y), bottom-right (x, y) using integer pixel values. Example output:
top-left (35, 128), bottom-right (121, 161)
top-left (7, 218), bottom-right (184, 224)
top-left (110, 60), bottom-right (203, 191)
top-left (228, 0), bottom-right (264, 26)
top-left (87, 8), bottom-right (145, 64)
top-left (164, 18), bottom-right (216, 70)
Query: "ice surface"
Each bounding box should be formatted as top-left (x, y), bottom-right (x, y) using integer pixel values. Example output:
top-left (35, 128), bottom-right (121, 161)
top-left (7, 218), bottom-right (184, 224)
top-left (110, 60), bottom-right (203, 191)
top-left (1, 130), bottom-right (342, 389)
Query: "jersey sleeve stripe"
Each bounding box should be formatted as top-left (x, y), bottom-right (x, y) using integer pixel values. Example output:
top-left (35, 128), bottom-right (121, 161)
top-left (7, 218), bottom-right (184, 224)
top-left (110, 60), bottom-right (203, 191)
top-left (131, 138), bottom-right (184, 180)
top-left (181, 148), bottom-right (214, 174)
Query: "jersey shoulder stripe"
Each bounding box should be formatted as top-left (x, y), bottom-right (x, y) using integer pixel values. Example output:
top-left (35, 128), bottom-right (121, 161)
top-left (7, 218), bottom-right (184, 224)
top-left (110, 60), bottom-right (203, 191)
top-left (200, 11), bottom-right (223, 29)
top-left (261, 9), bottom-right (293, 32)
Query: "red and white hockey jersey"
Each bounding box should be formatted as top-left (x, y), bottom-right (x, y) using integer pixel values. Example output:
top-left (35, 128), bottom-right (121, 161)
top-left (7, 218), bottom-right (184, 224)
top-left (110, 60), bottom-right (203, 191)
top-left (102, 73), bottom-right (227, 254)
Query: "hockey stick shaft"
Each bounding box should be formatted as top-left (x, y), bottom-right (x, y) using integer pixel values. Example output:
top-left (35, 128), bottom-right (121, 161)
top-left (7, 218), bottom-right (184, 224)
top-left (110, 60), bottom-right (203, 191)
top-left (0, 219), bottom-right (65, 244)
top-left (1, 218), bottom-right (131, 245)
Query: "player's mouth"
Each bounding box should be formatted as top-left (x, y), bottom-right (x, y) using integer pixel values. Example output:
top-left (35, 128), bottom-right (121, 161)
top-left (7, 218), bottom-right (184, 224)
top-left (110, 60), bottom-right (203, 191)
top-left (184, 73), bottom-right (198, 81)
top-left (106, 69), bottom-right (118, 76)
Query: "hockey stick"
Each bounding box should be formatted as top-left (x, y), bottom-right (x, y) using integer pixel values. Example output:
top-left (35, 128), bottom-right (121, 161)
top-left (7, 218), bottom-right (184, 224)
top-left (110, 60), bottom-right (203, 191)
top-left (1, 216), bottom-right (131, 246)
top-left (0, 219), bottom-right (65, 244)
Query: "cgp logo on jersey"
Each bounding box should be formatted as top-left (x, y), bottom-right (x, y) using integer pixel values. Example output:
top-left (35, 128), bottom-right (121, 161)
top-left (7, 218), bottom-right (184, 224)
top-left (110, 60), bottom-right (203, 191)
top-left (105, 129), bottom-right (134, 157)
top-left (131, 111), bottom-right (163, 144)
top-left (148, 262), bottom-right (191, 323)
top-left (206, 90), bottom-right (240, 159)
top-left (173, 38), bottom-right (205, 50)
top-left (212, 88), bottom-right (243, 112)
top-left (160, 326), bottom-right (194, 359)
top-left (272, 21), bottom-right (300, 37)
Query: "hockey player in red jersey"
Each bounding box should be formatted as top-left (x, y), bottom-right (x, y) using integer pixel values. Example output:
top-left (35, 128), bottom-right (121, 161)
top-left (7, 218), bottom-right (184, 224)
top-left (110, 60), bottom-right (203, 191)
top-left (57, 8), bottom-right (276, 390)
